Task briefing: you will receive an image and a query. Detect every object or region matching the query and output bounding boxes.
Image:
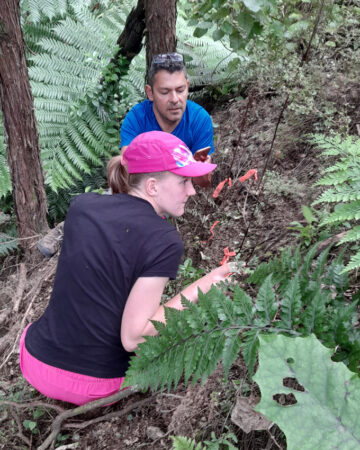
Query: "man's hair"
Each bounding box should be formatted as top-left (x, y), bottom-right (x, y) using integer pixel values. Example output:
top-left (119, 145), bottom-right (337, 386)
top-left (147, 55), bottom-right (187, 86)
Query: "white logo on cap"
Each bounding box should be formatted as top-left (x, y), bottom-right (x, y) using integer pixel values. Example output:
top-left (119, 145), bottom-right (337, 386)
top-left (172, 145), bottom-right (195, 168)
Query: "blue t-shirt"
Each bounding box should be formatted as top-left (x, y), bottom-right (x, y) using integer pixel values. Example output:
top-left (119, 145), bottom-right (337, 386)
top-left (120, 99), bottom-right (214, 155)
top-left (25, 193), bottom-right (184, 378)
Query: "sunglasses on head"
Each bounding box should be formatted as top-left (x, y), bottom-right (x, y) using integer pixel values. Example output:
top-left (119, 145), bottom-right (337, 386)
top-left (152, 53), bottom-right (184, 65)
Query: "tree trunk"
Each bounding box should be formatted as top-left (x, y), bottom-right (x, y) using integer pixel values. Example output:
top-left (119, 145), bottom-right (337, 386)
top-left (144, 0), bottom-right (178, 80)
top-left (116, 0), bottom-right (146, 62)
top-left (0, 0), bottom-right (48, 255)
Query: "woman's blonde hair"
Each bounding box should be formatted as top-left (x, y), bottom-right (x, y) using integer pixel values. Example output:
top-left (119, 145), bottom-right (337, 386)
top-left (107, 155), bottom-right (166, 194)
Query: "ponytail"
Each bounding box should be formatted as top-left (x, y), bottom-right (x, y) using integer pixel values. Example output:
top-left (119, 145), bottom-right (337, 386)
top-left (107, 155), bottom-right (168, 194)
top-left (107, 155), bottom-right (129, 194)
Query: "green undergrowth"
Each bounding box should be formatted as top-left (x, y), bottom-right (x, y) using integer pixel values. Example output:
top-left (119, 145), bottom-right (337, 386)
top-left (125, 244), bottom-right (360, 448)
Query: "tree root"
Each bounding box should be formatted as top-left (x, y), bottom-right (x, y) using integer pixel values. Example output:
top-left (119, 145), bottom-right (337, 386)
top-left (37, 386), bottom-right (141, 450)
top-left (64, 395), bottom-right (154, 431)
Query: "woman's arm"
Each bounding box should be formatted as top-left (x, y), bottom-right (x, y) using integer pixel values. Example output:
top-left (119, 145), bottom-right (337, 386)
top-left (121, 263), bottom-right (231, 352)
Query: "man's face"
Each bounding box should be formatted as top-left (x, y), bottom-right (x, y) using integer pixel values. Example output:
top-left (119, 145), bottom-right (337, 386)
top-left (145, 70), bottom-right (189, 131)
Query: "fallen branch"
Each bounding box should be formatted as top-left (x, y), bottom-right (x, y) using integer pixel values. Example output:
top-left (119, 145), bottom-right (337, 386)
top-left (64, 395), bottom-right (155, 430)
top-left (37, 386), bottom-right (140, 450)
top-left (0, 400), bottom-right (64, 414)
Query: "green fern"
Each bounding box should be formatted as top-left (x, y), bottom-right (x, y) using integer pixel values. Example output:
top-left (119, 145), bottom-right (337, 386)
top-left (124, 246), bottom-right (359, 391)
top-left (311, 134), bottom-right (360, 272)
top-left (171, 436), bottom-right (204, 450)
top-left (0, 118), bottom-right (11, 198)
top-left (0, 213), bottom-right (18, 256)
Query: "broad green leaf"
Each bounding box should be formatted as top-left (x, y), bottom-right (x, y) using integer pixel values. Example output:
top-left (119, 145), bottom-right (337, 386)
top-left (254, 334), bottom-right (360, 450)
top-left (193, 27), bottom-right (208, 38)
top-left (212, 28), bottom-right (225, 41)
top-left (302, 205), bottom-right (315, 224)
top-left (237, 12), bottom-right (254, 35)
top-left (230, 31), bottom-right (245, 51)
top-left (243, 0), bottom-right (262, 13)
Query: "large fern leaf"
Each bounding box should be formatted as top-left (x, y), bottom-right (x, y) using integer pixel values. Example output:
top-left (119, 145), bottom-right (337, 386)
top-left (27, 4), bottom-right (131, 191)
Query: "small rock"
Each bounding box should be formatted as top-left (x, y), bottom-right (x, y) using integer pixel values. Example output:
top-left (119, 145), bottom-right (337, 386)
top-left (146, 426), bottom-right (165, 441)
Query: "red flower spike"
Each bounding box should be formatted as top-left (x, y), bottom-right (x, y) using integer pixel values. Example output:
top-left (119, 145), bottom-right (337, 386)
top-left (200, 220), bottom-right (220, 244)
top-left (220, 247), bottom-right (236, 265)
top-left (238, 169), bottom-right (258, 183)
top-left (213, 179), bottom-right (228, 198)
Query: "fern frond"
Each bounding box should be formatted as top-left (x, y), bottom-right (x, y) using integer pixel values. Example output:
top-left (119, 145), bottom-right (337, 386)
top-left (315, 171), bottom-right (350, 187)
top-left (0, 138), bottom-right (11, 198)
top-left (279, 275), bottom-right (302, 329)
top-left (321, 201), bottom-right (360, 225)
top-left (232, 285), bottom-right (254, 324)
top-left (301, 290), bottom-right (327, 335)
top-left (323, 258), bottom-right (348, 294)
top-left (242, 329), bottom-right (260, 378)
top-left (20, 0), bottom-right (69, 23)
top-left (124, 284), bottom-right (269, 390)
top-left (27, 5), bottom-right (124, 191)
top-left (339, 226), bottom-right (360, 245)
top-left (313, 184), bottom-right (360, 205)
top-left (0, 232), bottom-right (18, 256)
top-left (171, 436), bottom-right (204, 450)
top-left (255, 275), bottom-right (277, 325)
top-left (342, 252), bottom-right (360, 273)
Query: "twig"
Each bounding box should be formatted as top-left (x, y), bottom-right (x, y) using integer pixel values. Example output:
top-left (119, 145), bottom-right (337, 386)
top-left (228, 92), bottom-right (254, 177)
top-left (13, 263), bottom-right (27, 313)
top-left (10, 406), bottom-right (31, 448)
top-left (0, 259), bottom-right (57, 369)
top-left (64, 395), bottom-right (154, 430)
top-left (37, 386), bottom-right (140, 450)
top-left (267, 424), bottom-right (283, 449)
top-left (0, 400), bottom-right (64, 414)
top-left (0, 234), bottom-right (41, 245)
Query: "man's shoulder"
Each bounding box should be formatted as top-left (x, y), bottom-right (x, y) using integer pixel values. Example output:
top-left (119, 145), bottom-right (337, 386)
top-left (128, 99), bottom-right (152, 115)
top-left (186, 100), bottom-right (208, 113)
top-left (185, 100), bottom-right (211, 120)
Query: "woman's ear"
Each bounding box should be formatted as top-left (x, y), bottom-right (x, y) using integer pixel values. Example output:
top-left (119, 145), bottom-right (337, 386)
top-left (145, 177), bottom-right (158, 197)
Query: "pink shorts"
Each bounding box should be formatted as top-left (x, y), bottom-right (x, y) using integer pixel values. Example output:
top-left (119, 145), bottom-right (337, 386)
top-left (19, 324), bottom-right (125, 405)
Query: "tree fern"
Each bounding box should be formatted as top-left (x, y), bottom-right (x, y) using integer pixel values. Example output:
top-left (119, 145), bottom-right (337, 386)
top-left (21, 0), bottom-right (69, 24)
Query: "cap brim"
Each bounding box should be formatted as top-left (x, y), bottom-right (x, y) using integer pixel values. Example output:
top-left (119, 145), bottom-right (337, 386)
top-left (170, 162), bottom-right (217, 177)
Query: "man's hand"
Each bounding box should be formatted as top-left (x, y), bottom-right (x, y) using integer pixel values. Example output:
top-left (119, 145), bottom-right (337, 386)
top-left (193, 146), bottom-right (213, 187)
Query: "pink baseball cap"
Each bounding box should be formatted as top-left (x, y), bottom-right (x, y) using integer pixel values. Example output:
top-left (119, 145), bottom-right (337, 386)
top-left (123, 131), bottom-right (216, 177)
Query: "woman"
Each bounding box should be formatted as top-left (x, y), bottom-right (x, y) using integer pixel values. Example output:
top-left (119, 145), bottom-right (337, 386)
top-left (19, 131), bottom-right (231, 405)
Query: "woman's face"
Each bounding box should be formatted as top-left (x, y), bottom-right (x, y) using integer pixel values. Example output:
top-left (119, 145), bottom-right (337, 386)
top-left (155, 172), bottom-right (195, 217)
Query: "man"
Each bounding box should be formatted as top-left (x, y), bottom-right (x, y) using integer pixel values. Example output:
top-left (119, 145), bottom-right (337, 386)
top-left (120, 52), bottom-right (214, 162)
top-left (38, 53), bottom-right (215, 258)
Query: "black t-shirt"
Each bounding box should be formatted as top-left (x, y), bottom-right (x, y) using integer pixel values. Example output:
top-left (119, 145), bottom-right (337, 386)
top-left (25, 193), bottom-right (184, 378)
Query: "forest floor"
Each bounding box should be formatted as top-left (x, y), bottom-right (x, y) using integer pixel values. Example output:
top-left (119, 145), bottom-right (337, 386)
top-left (0, 72), bottom-right (359, 449)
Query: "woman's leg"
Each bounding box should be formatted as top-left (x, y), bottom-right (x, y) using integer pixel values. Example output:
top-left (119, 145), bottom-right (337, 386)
top-left (19, 325), bottom-right (125, 406)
